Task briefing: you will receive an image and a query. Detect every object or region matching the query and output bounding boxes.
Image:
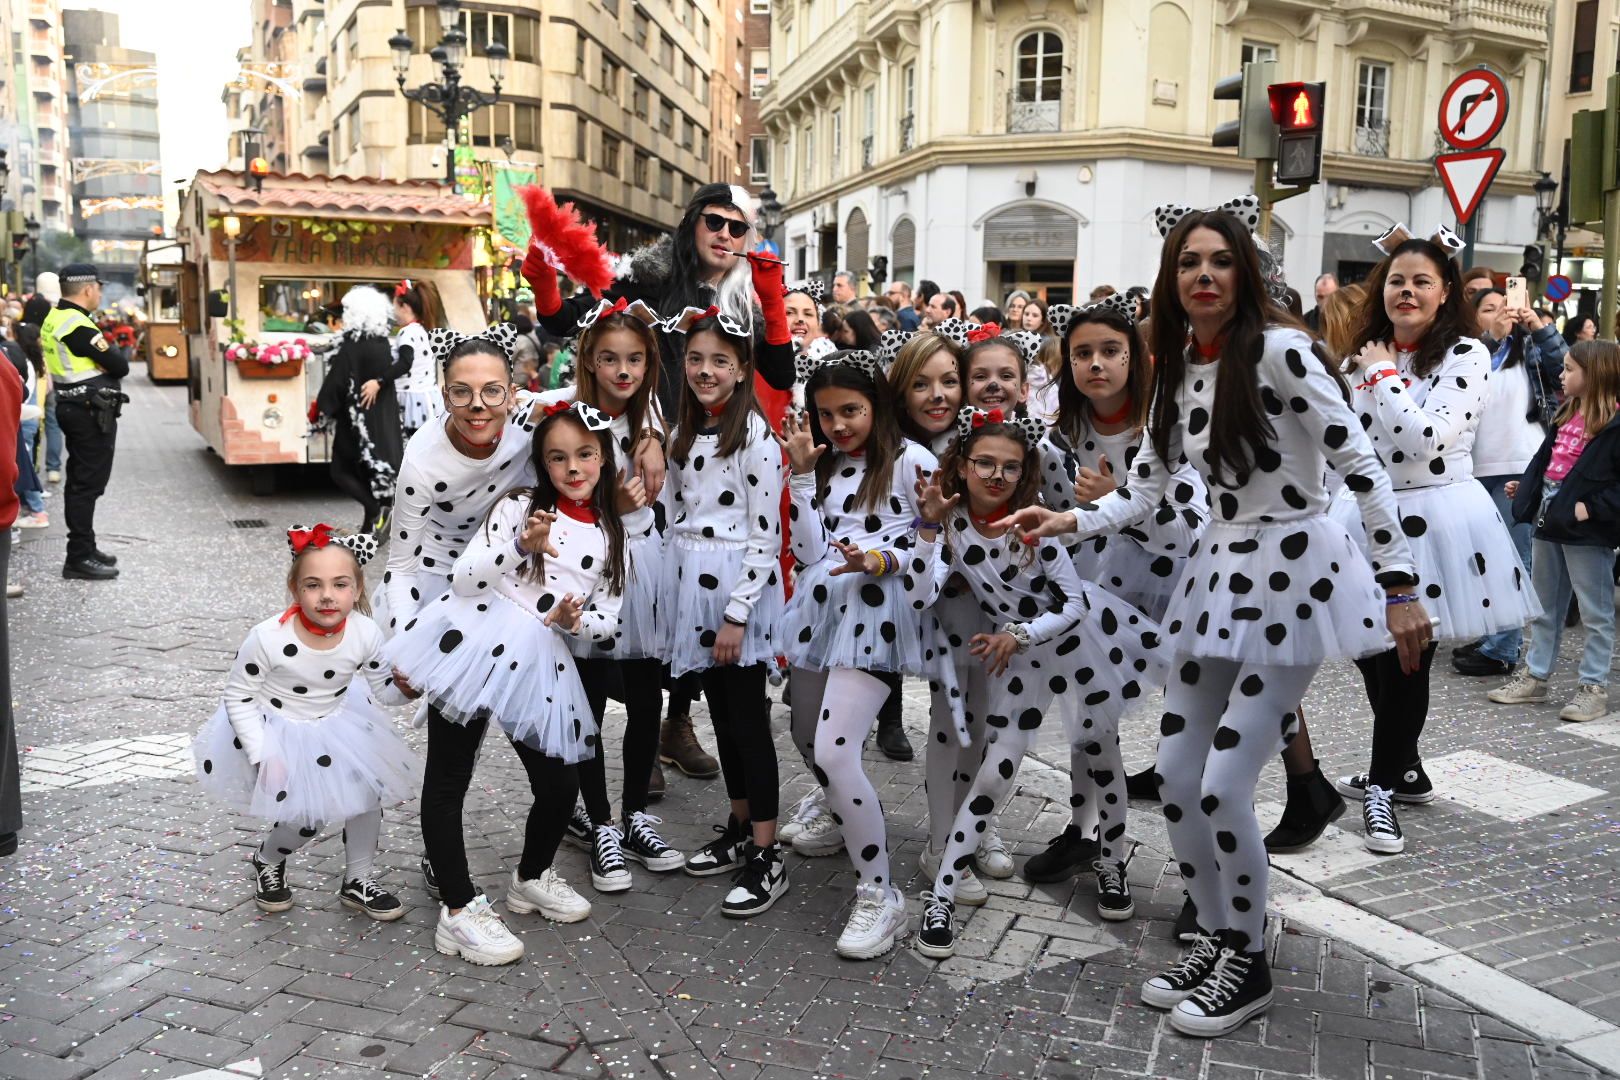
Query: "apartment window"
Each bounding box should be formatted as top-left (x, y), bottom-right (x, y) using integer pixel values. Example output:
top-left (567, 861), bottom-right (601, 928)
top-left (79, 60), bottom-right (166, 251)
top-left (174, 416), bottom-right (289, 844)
top-left (661, 32), bottom-right (675, 69)
top-left (801, 124), bottom-right (814, 187)
top-left (660, 164), bottom-right (674, 200)
top-left (683, 0), bottom-right (696, 31)
top-left (511, 14), bottom-right (539, 62)
top-left (603, 134), bottom-right (621, 177)
top-left (344, 104), bottom-right (361, 154)
top-left (1240, 40), bottom-right (1277, 66)
top-left (1014, 32), bottom-right (1062, 103)
top-left (577, 32), bottom-right (587, 75)
top-left (1355, 61), bottom-right (1391, 156)
top-left (634, 150), bottom-right (650, 188)
top-left (682, 115), bottom-right (695, 151)
top-left (831, 109), bottom-right (842, 175)
top-left (633, 79), bottom-right (649, 119)
top-left (634, 9), bottom-right (649, 48)
top-left (751, 49), bottom-right (770, 98)
top-left (603, 0), bottom-right (619, 16)
top-left (686, 57), bottom-right (698, 92)
top-left (345, 19), bottom-right (359, 66)
top-left (1572, 0), bottom-right (1598, 93)
top-left (900, 63), bottom-right (916, 150)
top-left (467, 102), bottom-right (520, 149)
top-left (862, 85), bottom-right (876, 166)
top-left (750, 135), bottom-right (769, 182)
top-left (408, 101), bottom-right (447, 144)
top-left (577, 116), bottom-right (589, 160)
top-left (601, 55), bottom-right (620, 96)
top-left (514, 104), bottom-right (539, 151)
top-left (750, 0), bottom-right (769, 12)
top-left (411, 9), bottom-right (538, 63)
top-left (660, 97), bottom-right (674, 137)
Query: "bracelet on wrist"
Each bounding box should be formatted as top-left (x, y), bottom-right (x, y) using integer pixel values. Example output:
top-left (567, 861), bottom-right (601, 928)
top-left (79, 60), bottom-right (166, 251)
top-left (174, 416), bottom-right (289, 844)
top-left (723, 614), bottom-right (747, 626)
top-left (866, 549), bottom-right (887, 576)
top-left (912, 516), bottom-right (941, 532)
top-left (1000, 622), bottom-right (1032, 653)
top-left (1385, 592), bottom-right (1419, 605)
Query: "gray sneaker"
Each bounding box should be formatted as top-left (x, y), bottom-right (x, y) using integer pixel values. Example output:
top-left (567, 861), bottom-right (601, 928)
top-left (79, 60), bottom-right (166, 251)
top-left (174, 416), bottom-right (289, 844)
top-left (1488, 672), bottom-right (1547, 705)
top-left (1560, 684), bottom-right (1610, 723)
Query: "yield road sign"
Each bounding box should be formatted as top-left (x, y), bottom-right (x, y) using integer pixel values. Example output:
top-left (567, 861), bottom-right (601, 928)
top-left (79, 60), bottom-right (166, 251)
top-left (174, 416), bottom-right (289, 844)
top-left (1436, 148), bottom-right (1506, 225)
top-left (1439, 68), bottom-right (1509, 151)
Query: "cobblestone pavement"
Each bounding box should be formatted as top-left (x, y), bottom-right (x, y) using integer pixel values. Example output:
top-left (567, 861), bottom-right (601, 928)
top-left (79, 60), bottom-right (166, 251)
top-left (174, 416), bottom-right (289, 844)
top-left (2, 382), bottom-right (1617, 1079)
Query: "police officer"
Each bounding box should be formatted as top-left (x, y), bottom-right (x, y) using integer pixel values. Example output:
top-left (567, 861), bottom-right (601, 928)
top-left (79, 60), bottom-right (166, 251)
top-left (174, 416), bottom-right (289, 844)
top-left (44, 264), bottom-right (129, 580)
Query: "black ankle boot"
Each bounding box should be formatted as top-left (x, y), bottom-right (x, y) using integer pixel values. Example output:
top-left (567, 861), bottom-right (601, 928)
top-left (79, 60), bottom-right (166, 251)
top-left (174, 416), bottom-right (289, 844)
top-left (1264, 761), bottom-right (1345, 853)
top-left (1124, 768), bottom-right (1160, 801)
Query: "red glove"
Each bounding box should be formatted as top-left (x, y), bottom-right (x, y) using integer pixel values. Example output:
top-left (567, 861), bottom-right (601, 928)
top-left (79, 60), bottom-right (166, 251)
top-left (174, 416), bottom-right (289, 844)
top-left (748, 253), bottom-right (790, 346)
top-left (521, 242), bottom-right (563, 317)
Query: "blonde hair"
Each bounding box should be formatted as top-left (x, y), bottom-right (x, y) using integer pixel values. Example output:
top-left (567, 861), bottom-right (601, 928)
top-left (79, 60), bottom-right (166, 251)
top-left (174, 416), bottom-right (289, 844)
top-left (1317, 284), bottom-right (1366, 363)
top-left (286, 541), bottom-right (372, 616)
top-left (1554, 339), bottom-right (1620, 437)
top-left (885, 331), bottom-right (964, 443)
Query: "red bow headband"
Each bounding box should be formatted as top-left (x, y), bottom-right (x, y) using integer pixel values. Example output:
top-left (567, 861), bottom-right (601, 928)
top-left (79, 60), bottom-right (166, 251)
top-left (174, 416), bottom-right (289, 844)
top-left (285, 522), bottom-right (379, 565)
top-left (395, 278), bottom-right (413, 298)
top-left (543, 400), bottom-right (573, 418)
top-left (289, 523), bottom-right (334, 553)
top-left (973, 407), bottom-right (1004, 427)
top-left (967, 322), bottom-right (1003, 344)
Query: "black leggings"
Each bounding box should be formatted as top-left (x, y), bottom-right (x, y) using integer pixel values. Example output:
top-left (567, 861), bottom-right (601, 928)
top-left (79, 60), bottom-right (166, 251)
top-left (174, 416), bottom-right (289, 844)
top-left (877, 671), bottom-right (903, 728)
top-left (577, 656), bottom-right (664, 825)
top-left (699, 663), bottom-right (779, 823)
top-left (420, 705), bottom-right (578, 910)
top-left (1354, 642), bottom-right (1438, 789)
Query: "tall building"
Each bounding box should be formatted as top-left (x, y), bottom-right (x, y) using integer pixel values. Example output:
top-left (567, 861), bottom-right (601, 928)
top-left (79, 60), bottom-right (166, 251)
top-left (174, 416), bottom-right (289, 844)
top-left (762, 0), bottom-right (1551, 303)
top-left (1542, 0), bottom-right (1612, 312)
top-left (20, 0), bottom-right (70, 231)
top-left (62, 6), bottom-right (162, 289)
top-left (709, 0), bottom-right (770, 194)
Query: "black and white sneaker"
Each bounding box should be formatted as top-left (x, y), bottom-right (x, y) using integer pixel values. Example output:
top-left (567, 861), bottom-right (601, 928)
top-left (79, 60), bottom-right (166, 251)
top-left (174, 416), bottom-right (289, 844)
top-left (564, 802), bottom-right (594, 851)
top-left (1141, 932), bottom-right (1223, 1008)
top-left (421, 856), bottom-right (440, 901)
top-left (1170, 943), bottom-right (1273, 1037)
top-left (722, 842), bottom-right (788, 917)
top-left (590, 824), bottom-right (633, 892)
top-left (252, 854), bottom-right (293, 913)
top-left (622, 811), bottom-right (686, 872)
top-left (915, 891), bottom-right (956, 959)
top-left (684, 818), bottom-right (749, 877)
top-left (1175, 895), bottom-right (1203, 942)
top-left (1334, 765), bottom-right (1435, 804)
top-left (1093, 859), bottom-right (1134, 922)
top-left (1361, 785), bottom-right (1405, 854)
top-left (340, 878), bottom-right (406, 921)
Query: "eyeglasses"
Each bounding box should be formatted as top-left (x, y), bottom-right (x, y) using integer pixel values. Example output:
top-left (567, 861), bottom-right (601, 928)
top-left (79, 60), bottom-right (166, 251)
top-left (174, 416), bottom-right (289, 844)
top-left (446, 384), bottom-right (510, 408)
top-left (701, 213), bottom-right (750, 240)
top-left (967, 457), bottom-right (1022, 481)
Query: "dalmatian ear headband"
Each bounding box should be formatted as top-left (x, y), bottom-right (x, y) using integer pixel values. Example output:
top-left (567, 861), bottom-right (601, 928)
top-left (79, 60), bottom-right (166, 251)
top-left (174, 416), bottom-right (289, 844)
top-left (876, 328), bottom-right (915, 368)
top-left (1153, 194), bottom-right (1263, 237)
top-left (1372, 223), bottom-right (1467, 257)
top-left (659, 304), bottom-right (752, 339)
top-left (795, 348), bottom-right (884, 383)
top-left (955, 406), bottom-right (1044, 451)
top-left (427, 323), bottom-right (520, 363)
top-left (575, 296), bottom-right (662, 331)
top-left (787, 279), bottom-right (826, 305)
top-left (932, 317), bottom-right (973, 350)
top-left (540, 399), bottom-right (615, 432)
top-left (286, 522), bottom-right (378, 567)
top-left (996, 329), bottom-right (1045, 369)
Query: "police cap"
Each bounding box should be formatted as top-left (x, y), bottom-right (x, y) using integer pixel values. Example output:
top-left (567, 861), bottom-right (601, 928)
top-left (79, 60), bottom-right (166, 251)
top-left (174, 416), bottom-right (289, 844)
top-left (60, 263), bottom-right (101, 285)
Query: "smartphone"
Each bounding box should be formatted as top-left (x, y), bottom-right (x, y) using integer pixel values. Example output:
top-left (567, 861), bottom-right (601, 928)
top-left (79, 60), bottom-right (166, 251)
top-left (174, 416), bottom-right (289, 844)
top-left (1505, 275), bottom-right (1528, 311)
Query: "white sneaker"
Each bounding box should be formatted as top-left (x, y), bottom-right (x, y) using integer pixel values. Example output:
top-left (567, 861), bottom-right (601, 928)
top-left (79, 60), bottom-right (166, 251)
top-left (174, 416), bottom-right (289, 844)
top-left (791, 809), bottom-right (845, 857)
top-left (778, 789), bottom-right (826, 844)
top-left (1488, 672), bottom-right (1547, 704)
top-left (435, 894), bottom-right (524, 965)
top-left (919, 845), bottom-right (988, 906)
top-left (974, 823), bottom-right (1015, 880)
top-left (837, 882), bottom-right (908, 960)
top-left (15, 513), bottom-right (47, 529)
top-left (46, 470), bottom-right (60, 484)
top-left (1560, 684), bottom-right (1611, 723)
top-left (506, 867), bottom-right (592, 923)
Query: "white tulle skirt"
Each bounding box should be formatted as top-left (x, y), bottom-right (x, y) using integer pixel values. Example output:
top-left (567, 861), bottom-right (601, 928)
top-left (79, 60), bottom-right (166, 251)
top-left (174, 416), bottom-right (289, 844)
top-left (782, 560), bottom-right (941, 675)
top-left (574, 530), bottom-right (667, 662)
top-left (1330, 481), bottom-right (1540, 642)
top-left (386, 590), bottom-right (598, 762)
top-left (1035, 580), bottom-right (1174, 747)
top-left (659, 536), bottom-right (785, 677)
top-left (1072, 536), bottom-right (1186, 622)
top-left (400, 390), bottom-right (439, 434)
top-left (373, 570), bottom-right (450, 638)
top-left (192, 695), bottom-right (419, 829)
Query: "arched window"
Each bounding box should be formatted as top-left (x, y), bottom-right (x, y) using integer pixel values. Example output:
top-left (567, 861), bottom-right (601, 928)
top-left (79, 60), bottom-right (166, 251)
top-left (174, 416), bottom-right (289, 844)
top-left (1014, 32), bottom-right (1062, 103)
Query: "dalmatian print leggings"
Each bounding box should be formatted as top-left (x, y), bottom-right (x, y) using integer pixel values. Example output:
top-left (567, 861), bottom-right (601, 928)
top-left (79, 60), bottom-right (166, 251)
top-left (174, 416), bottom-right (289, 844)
top-left (1157, 656), bottom-right (1315, 952)
top-left (257, 808), bottom-right (381, 883)
top-left (790, 666), bottom-right (898, 887)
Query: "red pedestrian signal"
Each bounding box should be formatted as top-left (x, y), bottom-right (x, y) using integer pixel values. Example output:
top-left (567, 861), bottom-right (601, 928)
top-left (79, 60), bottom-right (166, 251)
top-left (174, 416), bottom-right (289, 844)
top-left (1268, 83), bottom-right (1324, 132)
top-left (1267, 81), bottom-right (1326, 185)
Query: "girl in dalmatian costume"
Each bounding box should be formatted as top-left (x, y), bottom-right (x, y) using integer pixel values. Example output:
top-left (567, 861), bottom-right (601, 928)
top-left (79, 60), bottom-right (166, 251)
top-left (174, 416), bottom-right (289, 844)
top-left (1327, 225), bottom-right (1539, 852)
top-left (1005, 200), bottom-right (1432, 1038)
top-left (913, 408), bottom-right (1169, 959)
top-left (389, 401), bottom-right (649, 966)
top-left (192, 525), bottom-right (418, 922)
top-left (779, 348), bottom-right (964, 961)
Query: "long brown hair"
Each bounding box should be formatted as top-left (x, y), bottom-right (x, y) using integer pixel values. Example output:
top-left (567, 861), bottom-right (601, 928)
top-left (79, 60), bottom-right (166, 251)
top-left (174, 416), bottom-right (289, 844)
top-left (396, 278), bottom-right (444, 330)
top-left (936, 424), bottom-right (1041, 566)
top-left (805, 358), bottom-right (904, 514)
top-left (1316, 284), bottom-right (1365, 363)
top-left (1555, 339), bottom-right (1620, 436)
top-left (508, 410), bottom-right (628, 594)
top-left (1349, 238), bottom-right (1478, 379)
top-left (1054, 305), bottom-right (1152, 448)
top-left (575, 313), bottom-right (661, 449)
top-left (671, 319), bottom-right (764, 465)
top-left (886, 331), bottom-right (965, 444)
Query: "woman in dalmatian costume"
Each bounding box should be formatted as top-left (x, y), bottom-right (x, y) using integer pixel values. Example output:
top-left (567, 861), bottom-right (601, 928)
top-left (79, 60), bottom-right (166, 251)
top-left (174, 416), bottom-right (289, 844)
top-left (192, 525), bottom-right (418, 922)
top-left (779, 347), bottom-right (964, 961)
top-left (1005, 199), bottom-right (1431, 1038)
top-left (1327, 225), bottom-right (1539, 852)
top-left (913, 407), bottom-right (1168, 959)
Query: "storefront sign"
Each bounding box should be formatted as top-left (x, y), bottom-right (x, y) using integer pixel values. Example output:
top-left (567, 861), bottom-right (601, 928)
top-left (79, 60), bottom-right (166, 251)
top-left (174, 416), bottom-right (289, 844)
top-left (210, 217), bottom-right (475, 270)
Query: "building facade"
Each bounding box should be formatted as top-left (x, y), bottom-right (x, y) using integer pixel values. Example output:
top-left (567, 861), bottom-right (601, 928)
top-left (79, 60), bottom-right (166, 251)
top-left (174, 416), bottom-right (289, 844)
top-left (63, 7), bottom-right (163, 290)
top-left (761, 0), bottom-right (1551, 303)
top-left (20, 0), bottom-right (70, 231)
top-left (1541, 0), bottom-right (1613, 311)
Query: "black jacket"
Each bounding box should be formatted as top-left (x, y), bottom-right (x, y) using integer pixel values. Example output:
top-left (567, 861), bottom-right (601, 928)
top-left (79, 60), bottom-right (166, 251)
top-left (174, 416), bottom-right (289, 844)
top-left (1512, 417), bottom-right (1620, 548)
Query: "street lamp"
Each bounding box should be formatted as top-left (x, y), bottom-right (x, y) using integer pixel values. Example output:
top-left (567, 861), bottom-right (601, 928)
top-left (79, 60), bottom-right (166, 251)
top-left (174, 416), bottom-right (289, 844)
top-left (1533, 171), bottom-right (1567, 278)
top-left (222, 214), bottom-right (242, 332)
top-left (389, 0), bottom-right (507, 189)
top-left (757, 184), bottom-right (782, 247)
top-left (23, 215), bottom-right (39, 290)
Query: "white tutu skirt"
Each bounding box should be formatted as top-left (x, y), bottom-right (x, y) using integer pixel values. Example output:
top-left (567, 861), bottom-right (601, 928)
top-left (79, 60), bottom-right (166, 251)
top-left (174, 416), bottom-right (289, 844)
top-left (1047, 581), bottom-right (1172, 747)
top-left (373, 570), bottom-right (450, 639)
top-left (1164, 516), bottom-right (1390, 666)
top-left (783, 559), bottom-right (941, 675)
top-left (1330, 481), bottom-right (1540, 642)
top-left (399, 390), bottom-right (439, 433)
top-left (386, 590), bottom-right (598, 762)
top-left (660, 537), bottom-right (785, 677)
top-left (1073, 536), bottom-right (1185, 622)
top-left (576, 531), bottom-right (666, 662)
top-left (191, 695), bottom-right (419, 829)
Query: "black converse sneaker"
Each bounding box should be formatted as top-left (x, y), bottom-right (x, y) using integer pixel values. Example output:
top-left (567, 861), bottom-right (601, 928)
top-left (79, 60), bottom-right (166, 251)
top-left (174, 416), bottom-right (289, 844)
top-left (564, 802), bottom-right (594, 851)
top-left (1170, 941), bottom-right (1273, 1037)
top-left (252, 854), bottom-right (293, 913)
top-left (590, 824), bottom-right (633, 892)
top-left (421, 855), bottom-right (441, 901)
top-left (1020, 825), bottom-right (1099, 884)
top-left (1334, 764), bottom-right (1435, 804)
top-left (1141, 932), bottom-right (1223, 1008)
top-left (622, 811), bottom-right (686, 872)
top-left (915, 891), bottom-right (957, 959)
top-left (1092, 859), bottom-right (1134, 922)
top-left (1361, 784), bottom-right (1405, 854)
top-left (721, 842), bottom-right (788, 918)
top-left (684, 818), bottom-right (749, 877)
top-left (340, 878), bottom-right (406, 921)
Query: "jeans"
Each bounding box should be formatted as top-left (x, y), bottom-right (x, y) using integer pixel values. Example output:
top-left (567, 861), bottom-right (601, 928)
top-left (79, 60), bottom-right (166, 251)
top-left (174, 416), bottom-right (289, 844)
top-left (1477, 475), bottom-right (1535, 663)
top-left (17, 420), bottom-right (41, 515)
top-left (1524, 539), bottom-right (1618, 687)
top-left (43, 392), bottom-right (61, 473)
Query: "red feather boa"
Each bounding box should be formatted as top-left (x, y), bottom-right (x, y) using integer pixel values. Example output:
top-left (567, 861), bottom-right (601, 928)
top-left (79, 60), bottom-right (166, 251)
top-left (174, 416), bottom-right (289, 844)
top-left (517, 185), bottom-right (616, 299)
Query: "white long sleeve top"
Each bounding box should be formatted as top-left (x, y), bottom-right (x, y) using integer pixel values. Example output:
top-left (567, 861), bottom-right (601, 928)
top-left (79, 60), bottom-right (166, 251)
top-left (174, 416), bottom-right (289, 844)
top-left (1353, 337), bottom-right (1492, 490)
top-left (1066, 425), bottom-right (1208, 560)
top-left (936, 514), bottom-right (1085, 646)
top-left (223, 612), bottom-right (402, 765)
top-left (394, 322), bottom-right (437, 395)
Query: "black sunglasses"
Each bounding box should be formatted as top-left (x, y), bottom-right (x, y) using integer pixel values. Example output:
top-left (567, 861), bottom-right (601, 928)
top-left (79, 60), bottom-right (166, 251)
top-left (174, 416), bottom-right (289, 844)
top-left (701, 213), bottom-right (749, 240)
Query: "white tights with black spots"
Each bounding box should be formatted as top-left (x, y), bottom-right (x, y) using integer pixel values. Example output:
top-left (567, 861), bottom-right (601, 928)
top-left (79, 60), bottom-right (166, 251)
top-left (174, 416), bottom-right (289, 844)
top-left (257, 808), bottom-right (381, 882)
top-left (1157, 656), bottom-right (1314, 952)
top-left (791, 666), bottom-right (896, 888)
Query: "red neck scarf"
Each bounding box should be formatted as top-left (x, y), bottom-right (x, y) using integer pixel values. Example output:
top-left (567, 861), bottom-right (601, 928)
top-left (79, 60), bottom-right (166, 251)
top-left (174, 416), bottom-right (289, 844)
top-left (1091, 397), bottom-right (1132, 426)
top-left (971, 502), bottom-right (1009, 528)
top-left (280, 603), bottom-right (344, 638)
top-left (1394, 337), bottom-right (1423, 352)
top-left (557, 498), bottom-right (598, 524)
top-left (1193, 336), bottom-right (1226, 360)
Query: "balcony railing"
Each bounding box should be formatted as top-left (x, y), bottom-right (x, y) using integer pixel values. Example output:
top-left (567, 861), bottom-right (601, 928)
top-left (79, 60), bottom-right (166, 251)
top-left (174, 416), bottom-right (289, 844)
top-left (899, 114), bottom-right (914, 152)
top-left (861, 135), bottom-right (874, 168)
top-left (1008, 95), bottom-right (1060, 134)
top-left (1353, 120), bottom-right (1391, 157)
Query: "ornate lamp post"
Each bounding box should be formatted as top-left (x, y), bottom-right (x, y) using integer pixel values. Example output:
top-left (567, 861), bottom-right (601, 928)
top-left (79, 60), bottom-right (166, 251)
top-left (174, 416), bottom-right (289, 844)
top-left (389, 0), bottom-right (508, 188)
top-left (1534, 171), bottom-right (1565, 277)
top-left (757, 184), bottom-right (783, 247)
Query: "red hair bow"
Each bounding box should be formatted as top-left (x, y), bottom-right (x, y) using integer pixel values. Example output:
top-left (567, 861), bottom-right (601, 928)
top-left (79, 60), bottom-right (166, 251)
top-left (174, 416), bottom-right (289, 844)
top-left (972, 407), bottom-right (1004, 428)
top-left (543, 400), bottom-right (574, 418)
top-left (605, 296), bottom-right (629, 316)
top-left (394, 278), bottom-right (413, 298)
top-left (288, 523), bottom-right (334, 553)
top-left (967, 322), bottom-right (1002, 343)
top-left (699, 305), bottom-right (719, 320)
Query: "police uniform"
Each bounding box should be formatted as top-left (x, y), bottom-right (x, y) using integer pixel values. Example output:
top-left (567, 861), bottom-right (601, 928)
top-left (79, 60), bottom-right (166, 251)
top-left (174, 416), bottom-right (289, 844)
top-left (44, 263), bottom-right (129, 580)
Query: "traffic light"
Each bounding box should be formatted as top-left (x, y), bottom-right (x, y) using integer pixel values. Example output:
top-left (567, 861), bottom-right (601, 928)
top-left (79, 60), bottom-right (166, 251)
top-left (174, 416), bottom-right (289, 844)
top-left (1269, 82), bottom-right (1326, 185)
top-left (1520, 244), bottom-right (1545, 284)
top-left (1212, 59), bottom-right (1277, 160)
top-left (868, 254), bottom-right (888, 290)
